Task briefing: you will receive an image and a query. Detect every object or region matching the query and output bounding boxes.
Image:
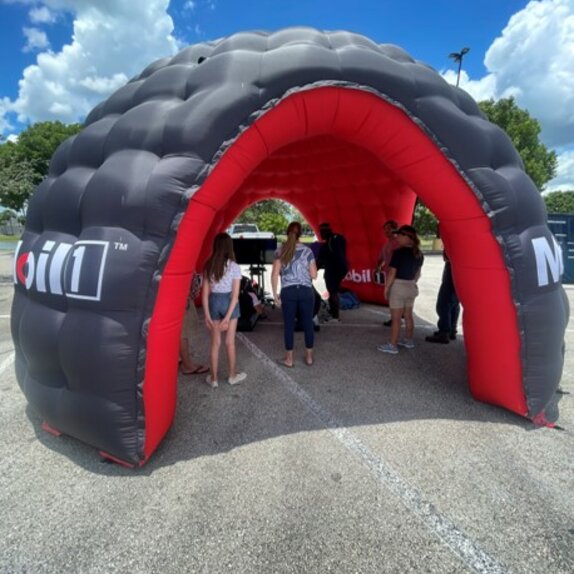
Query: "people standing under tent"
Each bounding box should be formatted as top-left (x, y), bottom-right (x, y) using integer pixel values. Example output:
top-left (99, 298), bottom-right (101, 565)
top-left (375, 220), bottom-right (400, 326)
top-left (272, 221), bottom-right (318, 367)
top-left (317, 222), bottom-right (348, 322)
top-left (180, 271), bottom-right (209, 375)
top-left (425, 249), bottom-right (460, 344)
top-left (202, 233), bottom-right (247, 388)
top-left (378, 225), bottom-right (424, 354)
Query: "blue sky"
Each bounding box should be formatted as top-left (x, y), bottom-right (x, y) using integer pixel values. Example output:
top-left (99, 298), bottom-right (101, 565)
top-left (0, 0), bottom-right (573, 189)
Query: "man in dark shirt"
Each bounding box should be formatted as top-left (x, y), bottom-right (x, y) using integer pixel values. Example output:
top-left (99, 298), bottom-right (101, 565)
top-left (425, 251), bottom-right (460, 344)
top-left (317, 222), bottom-right (348, 321)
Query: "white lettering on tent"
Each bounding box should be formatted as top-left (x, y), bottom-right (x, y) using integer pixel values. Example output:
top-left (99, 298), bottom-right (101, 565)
top-left (36, 240), bottom-right (55, 293)
top-left (49, 243), bottom-right (72, 295)
top-left (14, 239), bottom-right (110, 301)
top-left (532, 236), bottom-right (563, 287)
top-left (345, 269), bottom-right (372, 283)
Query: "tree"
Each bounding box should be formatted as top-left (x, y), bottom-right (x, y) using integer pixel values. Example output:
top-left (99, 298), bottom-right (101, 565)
top-left (0, 143), bottom-right (37, 212)
top-left (236, 199), bottom-right (292, 232)
top-left (16, 121), bottom-right (82, 184)
top-left (0, 121), bottom-right (82, 213)
top-left (0, 209), bottom-right (16, 223)
top-left (258, 211), bottom-right (289, 236)
top-left (544, 191), bottom-right (574, 214)
top-left (478, 97), bottom-right (557, 190)
top-left (412, 201), bottom-right (438, 237)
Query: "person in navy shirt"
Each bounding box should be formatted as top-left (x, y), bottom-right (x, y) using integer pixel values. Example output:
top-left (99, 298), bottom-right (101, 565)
top-left (378, 225), bottom-right (424, 355)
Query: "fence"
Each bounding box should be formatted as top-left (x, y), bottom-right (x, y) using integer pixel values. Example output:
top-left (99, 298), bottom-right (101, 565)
top-left (548, 213), bottom-right (574, 284)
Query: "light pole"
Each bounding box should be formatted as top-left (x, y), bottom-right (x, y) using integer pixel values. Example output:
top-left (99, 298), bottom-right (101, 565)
top-left (448, 47), bottom-right (470, 87)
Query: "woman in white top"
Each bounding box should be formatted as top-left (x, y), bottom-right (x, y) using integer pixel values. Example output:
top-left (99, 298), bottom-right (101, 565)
top-left (201, 233), bottom-right (247, 388)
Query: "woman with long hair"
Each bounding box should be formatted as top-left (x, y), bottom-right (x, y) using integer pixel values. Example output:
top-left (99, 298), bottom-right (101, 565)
top-left (378, 224), bottom-right (424, 354)
top-left (271, 221), bottom-right (318, 367)
top-left (201, 232), bottom-right (246, 387)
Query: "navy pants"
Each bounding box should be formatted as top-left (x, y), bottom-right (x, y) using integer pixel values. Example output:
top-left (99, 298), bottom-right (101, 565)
top-left (325, 270), bottom-right (347, 319)
top-left (281, 285), bottom-right (315, 350)
top-left (436, 262), bottom-right (460, 335)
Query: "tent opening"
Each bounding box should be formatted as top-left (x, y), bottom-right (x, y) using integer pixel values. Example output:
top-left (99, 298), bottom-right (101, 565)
top-left (144, 87), bottom-right (526, 459)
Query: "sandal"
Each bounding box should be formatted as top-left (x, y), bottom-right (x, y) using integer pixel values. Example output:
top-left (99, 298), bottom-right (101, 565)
top-left (181, 364), bottom-right (209, 375)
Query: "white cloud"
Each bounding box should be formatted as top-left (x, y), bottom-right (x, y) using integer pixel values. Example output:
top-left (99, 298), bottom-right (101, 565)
top-left (2, 0), bottom-right (180, 130)
top-left (444, 0), bottom-right (574, 150)
top-left (0, 98), bottom-right (14, 135)
top-left (442, 0), bottom-right (574, 193)
top-left (484, 0), bottom-right (574, 148)
top-left (29, 6), bottom-right (56, 24)
top-left (441, 69), bottom-right (498, 102)
top-left (6, 134), bottom-right (19, 143)
top-left (22, 26), bottom-right (50, 52)
top-left (183, 0), bottom-right (196, 10)
top-left (547, 149), bottom-right (574, 191)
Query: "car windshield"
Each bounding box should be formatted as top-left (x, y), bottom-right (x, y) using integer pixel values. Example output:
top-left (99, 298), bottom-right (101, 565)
top-left (233, 224), bottom-right (258, 233)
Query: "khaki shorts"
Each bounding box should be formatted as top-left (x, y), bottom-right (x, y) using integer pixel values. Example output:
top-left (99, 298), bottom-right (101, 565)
top-left (389, 279), bottom-right (418, 309)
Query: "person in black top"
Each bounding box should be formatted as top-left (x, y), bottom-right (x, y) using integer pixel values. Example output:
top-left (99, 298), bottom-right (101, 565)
top-left (425, 250), bottom-right (460, 343)
top-left (317, 222), bottom-right (349, 322)
top-left (377, 225), bottom-right (424, 354)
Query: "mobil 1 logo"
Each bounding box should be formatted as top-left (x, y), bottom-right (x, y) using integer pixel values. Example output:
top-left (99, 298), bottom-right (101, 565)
top-left (14, 239), bottom-right (111, 302)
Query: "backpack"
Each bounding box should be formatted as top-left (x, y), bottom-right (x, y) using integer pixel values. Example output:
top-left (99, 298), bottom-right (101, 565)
top-left (339, 289), bottom-right (360, 310)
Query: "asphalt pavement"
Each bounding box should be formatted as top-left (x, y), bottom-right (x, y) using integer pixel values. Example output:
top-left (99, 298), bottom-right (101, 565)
top-left (0, 250), bottom-right (573, 573)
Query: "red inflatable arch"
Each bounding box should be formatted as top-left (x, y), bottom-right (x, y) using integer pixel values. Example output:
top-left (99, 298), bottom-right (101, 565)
top-left (145, 87), bottom-right (525, 458)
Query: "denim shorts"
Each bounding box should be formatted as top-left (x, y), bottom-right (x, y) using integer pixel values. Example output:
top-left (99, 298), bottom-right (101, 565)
top-left (208, 292), bottom-right (239, 320)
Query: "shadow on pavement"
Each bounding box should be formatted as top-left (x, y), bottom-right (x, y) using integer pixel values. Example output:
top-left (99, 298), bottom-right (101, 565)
top-left (26, 305), bottom-right (537, 476)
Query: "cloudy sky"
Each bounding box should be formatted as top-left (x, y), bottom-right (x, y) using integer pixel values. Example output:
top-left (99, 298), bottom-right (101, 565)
top-left (0, 0), bottom-right (572, 190)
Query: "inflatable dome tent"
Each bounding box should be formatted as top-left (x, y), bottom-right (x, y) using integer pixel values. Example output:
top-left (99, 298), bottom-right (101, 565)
top-left (12, 28), bottom-right (568, 466)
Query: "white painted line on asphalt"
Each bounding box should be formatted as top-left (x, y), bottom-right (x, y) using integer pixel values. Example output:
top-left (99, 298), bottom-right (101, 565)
top-left (0, 352), bottom-right (15, 376)
top-left (0, 314), bottom-right (10, 319)
top-left (238, 333), bottom-right (508, 574)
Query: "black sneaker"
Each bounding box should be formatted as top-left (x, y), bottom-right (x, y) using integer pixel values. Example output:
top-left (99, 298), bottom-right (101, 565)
top-left (425, 332), bottom-right (450, 344)
top-left (383, 319), bottom-right (392, 327)
top-left (449, 332), bottom-right (457, 340)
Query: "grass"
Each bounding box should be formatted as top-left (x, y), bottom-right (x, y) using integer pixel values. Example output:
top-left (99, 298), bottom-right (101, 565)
top-left (0, 235), bottom-right (19, 242)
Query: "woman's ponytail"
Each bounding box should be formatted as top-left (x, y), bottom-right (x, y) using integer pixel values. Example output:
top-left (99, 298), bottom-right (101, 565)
top-left (279, 221), bottom-right (302, 265)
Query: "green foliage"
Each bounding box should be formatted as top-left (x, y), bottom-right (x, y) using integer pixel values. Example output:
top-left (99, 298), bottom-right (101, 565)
top-left (0, 121), bottom-right (82, 213)
top-left (236, 199), bottom-right (292, 233)
top-left (16, 121), bottom-right (82, 184)
top-left (0, 209), bottom-right (16, 223)
top-left (412, 201), bottom-right (438, 237)
top-left (478, 97), bottom-right (557, 190)
top-left (544, 191), bottom-right (574, 214)
top-left (0, 144), bottom-right (37, 212)
top-left (258, 211), bottom-right (289, 235)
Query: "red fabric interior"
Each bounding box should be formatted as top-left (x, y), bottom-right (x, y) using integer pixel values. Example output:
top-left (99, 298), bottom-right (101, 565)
top-left (142, 87), bottom-right (527, 461)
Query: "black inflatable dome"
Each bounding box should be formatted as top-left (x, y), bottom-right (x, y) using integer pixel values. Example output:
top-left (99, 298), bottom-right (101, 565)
top-left (12, 27), bottom-right (569, 466)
